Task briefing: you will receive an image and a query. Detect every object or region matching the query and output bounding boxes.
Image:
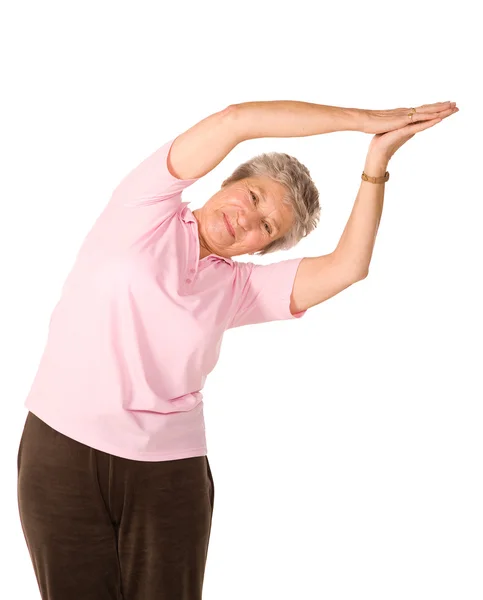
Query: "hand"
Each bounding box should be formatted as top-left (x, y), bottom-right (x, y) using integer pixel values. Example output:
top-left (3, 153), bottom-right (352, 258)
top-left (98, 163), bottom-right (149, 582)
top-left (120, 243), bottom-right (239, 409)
top-left (365, 104), bottom-right (459, 165)
top-left (362, 101), bottom-right (458, 134)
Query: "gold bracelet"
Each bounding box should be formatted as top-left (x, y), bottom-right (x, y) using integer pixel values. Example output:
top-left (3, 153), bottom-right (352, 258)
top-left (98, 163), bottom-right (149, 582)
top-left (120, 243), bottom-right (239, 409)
top-left (361, 171), bottom-right (390, 184)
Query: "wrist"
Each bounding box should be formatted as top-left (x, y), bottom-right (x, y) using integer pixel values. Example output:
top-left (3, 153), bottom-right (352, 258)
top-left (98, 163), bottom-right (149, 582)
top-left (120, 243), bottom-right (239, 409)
top-left (331, 106), bottom-right (368, 132)
top-left (364, 154), bottom-right (389, 178)
top-left (354, 108), bottom-right (372, 133)
top-left (347, 107), bottom-right (369, 132)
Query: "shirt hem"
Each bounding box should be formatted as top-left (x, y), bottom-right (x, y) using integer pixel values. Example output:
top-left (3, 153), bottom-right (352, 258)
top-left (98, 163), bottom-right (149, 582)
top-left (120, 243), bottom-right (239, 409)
top-left (24, 404), bottom-right (208, 463)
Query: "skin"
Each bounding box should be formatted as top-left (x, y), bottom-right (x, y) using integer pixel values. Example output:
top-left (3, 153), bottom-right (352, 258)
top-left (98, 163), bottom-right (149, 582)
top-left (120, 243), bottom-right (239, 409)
top-left (171, 100), bottom-right (458, 313)
top-left (192, 175), bottom-right (295, 259)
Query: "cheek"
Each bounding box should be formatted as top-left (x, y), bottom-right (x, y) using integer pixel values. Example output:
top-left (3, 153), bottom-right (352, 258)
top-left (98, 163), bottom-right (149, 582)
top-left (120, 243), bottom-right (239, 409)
top-left (245, 229), bottom-right (265, 246)
top-left (230, 189), bottom-right (249, 207)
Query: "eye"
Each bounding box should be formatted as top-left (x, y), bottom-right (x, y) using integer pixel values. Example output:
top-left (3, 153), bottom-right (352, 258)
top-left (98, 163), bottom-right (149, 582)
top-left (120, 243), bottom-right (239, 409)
top-left (250, 189), bottom-right (272, 235)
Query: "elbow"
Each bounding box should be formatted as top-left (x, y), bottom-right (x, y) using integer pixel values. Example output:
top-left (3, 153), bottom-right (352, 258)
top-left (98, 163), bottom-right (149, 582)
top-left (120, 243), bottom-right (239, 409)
top-left (223, 103), bottom-right (249, 142)
top-left (352, 267), bottom-right (369, 281)
top-left (352, 260), bottom-right (370, 281)
top-left (221, 103), bottom-right (239, 117)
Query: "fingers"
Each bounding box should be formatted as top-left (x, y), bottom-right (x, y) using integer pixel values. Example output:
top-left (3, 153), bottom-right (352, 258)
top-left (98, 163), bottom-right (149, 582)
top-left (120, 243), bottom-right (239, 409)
top-left (412, 104), bottom-right (458, 124)
top-left (416, 101), bottom-right (455, 113)
top-left (406, 117), bottom-right (443, 135)
top-left (417, 117), bottom-right (442, 129)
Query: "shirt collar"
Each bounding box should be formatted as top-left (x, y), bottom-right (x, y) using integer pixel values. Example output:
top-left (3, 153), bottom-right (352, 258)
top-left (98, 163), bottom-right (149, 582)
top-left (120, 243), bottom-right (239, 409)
top-left (180, 202), bottom-right (234, 266)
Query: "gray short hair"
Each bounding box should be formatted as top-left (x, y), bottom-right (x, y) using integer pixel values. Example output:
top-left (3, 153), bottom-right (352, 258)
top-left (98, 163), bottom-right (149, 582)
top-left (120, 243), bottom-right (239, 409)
top-left (221, 151), bottom-right (321, 255)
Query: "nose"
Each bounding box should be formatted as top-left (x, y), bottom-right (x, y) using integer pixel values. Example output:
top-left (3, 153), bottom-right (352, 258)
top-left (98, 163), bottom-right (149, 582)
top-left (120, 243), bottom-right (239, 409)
top-left (237, 208), bottom-right (259, 231)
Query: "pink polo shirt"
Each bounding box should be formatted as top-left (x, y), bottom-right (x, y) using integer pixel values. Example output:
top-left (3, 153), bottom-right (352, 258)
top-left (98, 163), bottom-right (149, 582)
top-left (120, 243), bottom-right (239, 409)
top-left (24, 137), bottom-right (306, 461)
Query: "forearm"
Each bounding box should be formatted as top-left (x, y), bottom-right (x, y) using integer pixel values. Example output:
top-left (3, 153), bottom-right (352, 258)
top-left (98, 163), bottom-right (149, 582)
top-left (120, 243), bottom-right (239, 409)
top-left (333, 154), bottom-right (389, 278)
top-left (230, 100), bottom-right (364, 141)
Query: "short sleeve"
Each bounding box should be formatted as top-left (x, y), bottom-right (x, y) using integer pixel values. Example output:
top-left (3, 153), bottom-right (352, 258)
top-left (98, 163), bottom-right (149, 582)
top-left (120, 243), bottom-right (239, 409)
top-left (228, 257), bottom-right (307, 329)
top-left (88, 137), bottom-right (201, 249)
top-left (110, 137), bottom-right (199, 209)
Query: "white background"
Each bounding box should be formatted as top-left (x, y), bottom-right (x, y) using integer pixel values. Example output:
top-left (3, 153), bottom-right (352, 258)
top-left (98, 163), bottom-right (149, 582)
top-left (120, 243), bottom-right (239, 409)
top-left (1, 1), bottom-right (481, 598)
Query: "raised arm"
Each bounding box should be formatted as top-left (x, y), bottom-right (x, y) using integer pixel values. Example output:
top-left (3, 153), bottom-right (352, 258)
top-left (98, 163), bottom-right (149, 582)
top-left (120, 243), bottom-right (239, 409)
top-left (289, 152), bottom-right (388, 315)
top-left (290, 102), bottom-right (457, 314)
top-left (168, 100), bottom-right (454, 180)
top-left (168, 100), bottom-right (457, 315)
top-left (167, 105), bottom-right (239, 180)
top-left (167, 101), bottom-right (364, 180)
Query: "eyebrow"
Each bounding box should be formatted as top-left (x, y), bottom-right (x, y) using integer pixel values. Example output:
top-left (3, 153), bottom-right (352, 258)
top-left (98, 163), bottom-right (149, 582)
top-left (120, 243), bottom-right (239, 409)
top-left (252, 184), bottom-right (281, 235)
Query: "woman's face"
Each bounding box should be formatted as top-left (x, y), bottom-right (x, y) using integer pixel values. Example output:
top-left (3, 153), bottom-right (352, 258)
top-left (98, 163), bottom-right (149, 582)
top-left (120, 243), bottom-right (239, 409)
top-left (193, 176), bottom-right (294, 258)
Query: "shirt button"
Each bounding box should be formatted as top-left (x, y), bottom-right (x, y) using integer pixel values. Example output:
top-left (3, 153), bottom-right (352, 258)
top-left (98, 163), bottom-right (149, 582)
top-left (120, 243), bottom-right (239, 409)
top-left (185, 278), bottom-right (192, 284)
top-left (189, 268), bottom-right (196, 274)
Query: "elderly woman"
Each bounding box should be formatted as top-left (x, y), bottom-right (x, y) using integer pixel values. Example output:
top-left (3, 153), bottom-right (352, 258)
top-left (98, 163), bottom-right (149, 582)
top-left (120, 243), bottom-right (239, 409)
top-left (17, 99), bottom-right (457, 600)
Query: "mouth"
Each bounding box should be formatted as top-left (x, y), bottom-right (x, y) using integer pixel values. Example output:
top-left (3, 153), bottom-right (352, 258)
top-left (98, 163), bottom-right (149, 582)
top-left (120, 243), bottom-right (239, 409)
top-left (223, 213), bottom-right (236, 238)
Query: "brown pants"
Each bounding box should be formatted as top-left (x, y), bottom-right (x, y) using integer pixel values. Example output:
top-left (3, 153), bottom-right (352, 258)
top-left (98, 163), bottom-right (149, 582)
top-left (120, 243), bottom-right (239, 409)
top-left (17, 411), bottom-right (214, 600)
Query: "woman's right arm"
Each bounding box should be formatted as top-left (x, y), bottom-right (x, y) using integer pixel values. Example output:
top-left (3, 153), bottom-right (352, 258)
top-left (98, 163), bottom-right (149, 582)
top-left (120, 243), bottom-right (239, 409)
top-left (167, 105), bottom-right (240, 180)
top-left (167, 100), bottom-right (362, 180)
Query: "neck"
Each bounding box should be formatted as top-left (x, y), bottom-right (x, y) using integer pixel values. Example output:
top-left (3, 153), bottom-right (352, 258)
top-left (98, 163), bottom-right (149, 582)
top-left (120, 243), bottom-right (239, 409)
top-left (193, 208), bottom-right (213, 259)
top-left (199, 242), bottom-right (210, 259)
top-left (193, 208), bottom-right (236, 260)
